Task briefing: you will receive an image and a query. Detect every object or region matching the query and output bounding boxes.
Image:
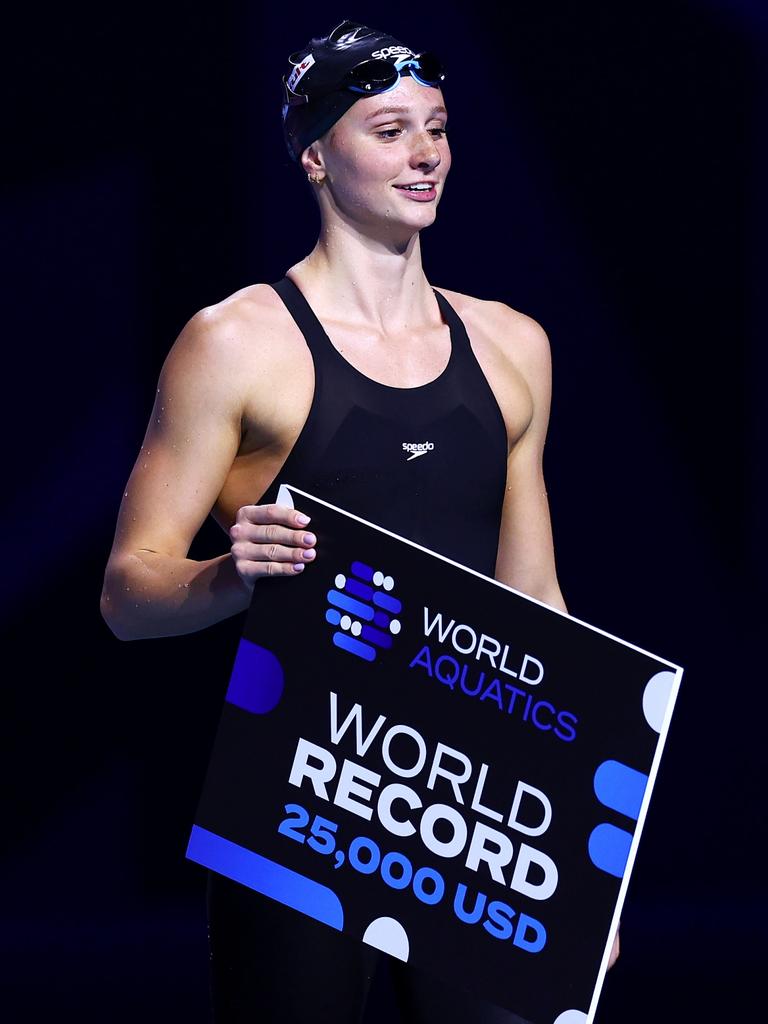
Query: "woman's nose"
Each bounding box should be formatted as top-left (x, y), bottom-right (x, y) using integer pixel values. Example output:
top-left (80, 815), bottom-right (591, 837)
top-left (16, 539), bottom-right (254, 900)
top-left (410, 131), bottom-right (441, 167)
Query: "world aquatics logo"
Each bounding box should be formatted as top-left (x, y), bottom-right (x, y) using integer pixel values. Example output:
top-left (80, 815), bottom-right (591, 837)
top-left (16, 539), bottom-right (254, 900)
top-left (325, 561), bottom-right (402, 662)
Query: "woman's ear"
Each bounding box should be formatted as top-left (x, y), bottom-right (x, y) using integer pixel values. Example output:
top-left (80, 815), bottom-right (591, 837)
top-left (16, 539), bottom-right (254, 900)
top-left (301, 141), bottom-right (325, 180)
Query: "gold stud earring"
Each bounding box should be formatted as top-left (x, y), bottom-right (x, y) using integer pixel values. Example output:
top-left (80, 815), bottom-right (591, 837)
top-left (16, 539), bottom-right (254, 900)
top-left (307, 172), bottom-right (324, 184)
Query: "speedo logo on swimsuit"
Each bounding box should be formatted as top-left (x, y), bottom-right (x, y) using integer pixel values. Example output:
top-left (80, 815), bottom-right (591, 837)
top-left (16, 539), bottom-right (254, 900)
top-left (402, 441), bottom-right (435, 461)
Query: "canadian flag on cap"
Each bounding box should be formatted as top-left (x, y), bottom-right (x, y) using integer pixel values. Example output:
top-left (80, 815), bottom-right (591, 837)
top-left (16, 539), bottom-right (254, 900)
top-left (287, 53), bottom-right (316, 93)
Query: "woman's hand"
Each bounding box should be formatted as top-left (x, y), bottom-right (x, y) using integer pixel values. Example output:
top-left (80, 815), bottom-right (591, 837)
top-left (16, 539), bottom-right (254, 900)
top-left (229, 503), bottom-right (316, 590)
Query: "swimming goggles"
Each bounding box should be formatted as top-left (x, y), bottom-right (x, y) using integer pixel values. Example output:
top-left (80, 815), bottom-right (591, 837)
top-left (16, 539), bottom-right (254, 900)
top-left (282, 52), bottom-right (445, 109)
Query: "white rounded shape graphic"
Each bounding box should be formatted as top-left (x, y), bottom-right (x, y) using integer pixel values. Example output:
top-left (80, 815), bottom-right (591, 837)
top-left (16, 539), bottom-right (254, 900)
top-left (383, 575), bottom-right (395, 591)
top-left (642, 670), bottom-right (676, 733)
top-left (373, 571), bottom-right (384, 586)
top-left (340, 615), bottom-right (352, 631)
top-left (335, 573), bottom-right (346, 589)
top-left (362, 917), bottom-right (409, 962)
top-left (553, 1012), bottom-right (588, 1024)
top-left (351, 620), bottom-right (362, 637)
top-left (390, 619), bottom-right (401, 635)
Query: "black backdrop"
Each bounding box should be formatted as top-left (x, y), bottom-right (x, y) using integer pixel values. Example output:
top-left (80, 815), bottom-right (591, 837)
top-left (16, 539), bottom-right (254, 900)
top-left (3, 1), bottom-right (766, 1021)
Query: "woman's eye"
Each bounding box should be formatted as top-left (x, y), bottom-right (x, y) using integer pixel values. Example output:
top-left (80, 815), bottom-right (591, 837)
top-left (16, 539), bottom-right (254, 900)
top-left (375, 127), bottom-right (447, 139)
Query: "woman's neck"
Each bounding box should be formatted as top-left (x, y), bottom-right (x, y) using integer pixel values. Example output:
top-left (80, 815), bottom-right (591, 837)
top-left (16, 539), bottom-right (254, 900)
top-left (288, 223), bottom-right (436, 330)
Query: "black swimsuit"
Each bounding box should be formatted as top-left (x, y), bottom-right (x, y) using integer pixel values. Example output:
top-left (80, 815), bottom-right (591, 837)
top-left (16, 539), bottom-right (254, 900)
top-left (206, 275), bottom-right (527, 1023)
top-left (258, 274), bottom-right (508, 575)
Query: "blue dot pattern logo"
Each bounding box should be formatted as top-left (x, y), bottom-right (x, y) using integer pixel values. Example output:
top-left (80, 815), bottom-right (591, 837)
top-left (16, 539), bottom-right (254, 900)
top-left (325, 560), bottom-right (403, 662)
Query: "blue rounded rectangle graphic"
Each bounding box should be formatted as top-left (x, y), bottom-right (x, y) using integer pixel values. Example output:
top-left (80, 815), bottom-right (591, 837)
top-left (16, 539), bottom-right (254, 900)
top-left (351, 561), bottom-right (374, 581)
top-left (373, 592), bottom-right (402, 614)
top-left (361, 624), bottom-right (393, 649)
top-left (327, 590), bottom-right (375, 621)
top-left (226, 638), bottom-right (285, 714)
top-left (186, 825), bottom-right (344, 929)
top-left (333, 632), bottom-right (377, 661)
top-left (593, 760), bottom-right (648, 822)
top-left (588, 822), bottom-right (633, 878)
top-left (345, 578), bottom-right (374, 601)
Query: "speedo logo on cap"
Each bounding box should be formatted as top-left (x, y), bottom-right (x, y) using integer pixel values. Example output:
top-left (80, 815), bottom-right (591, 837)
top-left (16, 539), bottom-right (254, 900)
top-left (287, 53), bottom-right (316, 93)
top-left (371, 45), bottom-right (414, 60)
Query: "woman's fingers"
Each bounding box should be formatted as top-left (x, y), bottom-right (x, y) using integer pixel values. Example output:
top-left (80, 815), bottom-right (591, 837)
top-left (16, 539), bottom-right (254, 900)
top-left (229, 503), bottom-right (316, 586)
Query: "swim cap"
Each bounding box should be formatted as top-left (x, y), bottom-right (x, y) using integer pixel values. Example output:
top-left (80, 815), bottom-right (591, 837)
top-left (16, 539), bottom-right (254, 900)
top-left (281, 18), bottom-right (441, 163)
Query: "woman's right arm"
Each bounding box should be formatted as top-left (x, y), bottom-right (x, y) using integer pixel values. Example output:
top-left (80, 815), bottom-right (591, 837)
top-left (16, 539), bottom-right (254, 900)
top-left (99, 304), bottom-right (315, 641)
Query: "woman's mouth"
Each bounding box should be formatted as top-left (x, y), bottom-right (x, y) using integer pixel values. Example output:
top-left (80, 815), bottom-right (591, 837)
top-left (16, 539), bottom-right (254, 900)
top-left (392, 183), bottom-right (437, 202)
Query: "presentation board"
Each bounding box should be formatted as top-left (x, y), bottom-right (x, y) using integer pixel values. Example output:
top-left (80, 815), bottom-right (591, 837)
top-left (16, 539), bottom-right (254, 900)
top-left (187, 485), bottom-right (682, 1023)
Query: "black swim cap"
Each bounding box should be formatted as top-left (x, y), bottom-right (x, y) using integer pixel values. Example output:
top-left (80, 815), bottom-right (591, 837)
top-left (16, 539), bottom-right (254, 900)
top-left (282, 18), bottom-right (438, 164)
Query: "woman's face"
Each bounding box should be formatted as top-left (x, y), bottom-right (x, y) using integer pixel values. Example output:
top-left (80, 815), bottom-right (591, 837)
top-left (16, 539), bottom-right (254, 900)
top-left (313, 75), bottom-right (450, 234)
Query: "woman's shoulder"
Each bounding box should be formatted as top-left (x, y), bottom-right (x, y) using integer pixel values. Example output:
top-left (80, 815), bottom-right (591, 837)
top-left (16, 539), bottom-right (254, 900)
top-left (203, 280), bottom-right (289, 321)
top-left (431, 284), bottom-right (551, 361)
top-left (171, 280), bottom-right (312, 384)
top-left (189, 280), bottom-right (309, 347)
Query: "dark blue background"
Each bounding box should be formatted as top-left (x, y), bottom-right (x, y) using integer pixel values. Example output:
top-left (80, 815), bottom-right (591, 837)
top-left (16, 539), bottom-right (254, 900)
top-left (3, 1), bottom-right (765, 1020)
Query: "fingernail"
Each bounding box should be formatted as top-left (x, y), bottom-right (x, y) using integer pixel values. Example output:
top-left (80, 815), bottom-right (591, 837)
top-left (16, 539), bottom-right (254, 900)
top-left (296, 513), bottom-right (311, 525)
top-left (302, 548), bottom-right (316, 560)
top-left (293, 563), bottom-right (305, 573)
top-left (303, 533), bottom-right (316, 546)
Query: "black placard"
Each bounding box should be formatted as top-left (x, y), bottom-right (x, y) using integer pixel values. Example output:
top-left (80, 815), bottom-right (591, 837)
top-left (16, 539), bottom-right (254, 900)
top-left (187, 485), bottom-right (682, 1024)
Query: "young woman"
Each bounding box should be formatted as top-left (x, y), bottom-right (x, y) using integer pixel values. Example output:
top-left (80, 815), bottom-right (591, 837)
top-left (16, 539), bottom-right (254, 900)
top-left (101, 18), bottom-right (618, 1022)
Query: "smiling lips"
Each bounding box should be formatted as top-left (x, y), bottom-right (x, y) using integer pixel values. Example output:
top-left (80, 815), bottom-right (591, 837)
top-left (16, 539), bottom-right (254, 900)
top-left (393, 182), bottom-right (438, 201)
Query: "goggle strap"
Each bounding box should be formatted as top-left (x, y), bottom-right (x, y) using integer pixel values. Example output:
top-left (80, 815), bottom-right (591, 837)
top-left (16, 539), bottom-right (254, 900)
top-left (282, 75), bottom-right (309, 107)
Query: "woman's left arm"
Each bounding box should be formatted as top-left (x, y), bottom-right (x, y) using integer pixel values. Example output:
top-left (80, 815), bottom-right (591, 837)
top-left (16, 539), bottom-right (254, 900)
top-left (489, 306), bottom-right (620, 969)
top-left (490, 309), bottom-right (566, 613)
